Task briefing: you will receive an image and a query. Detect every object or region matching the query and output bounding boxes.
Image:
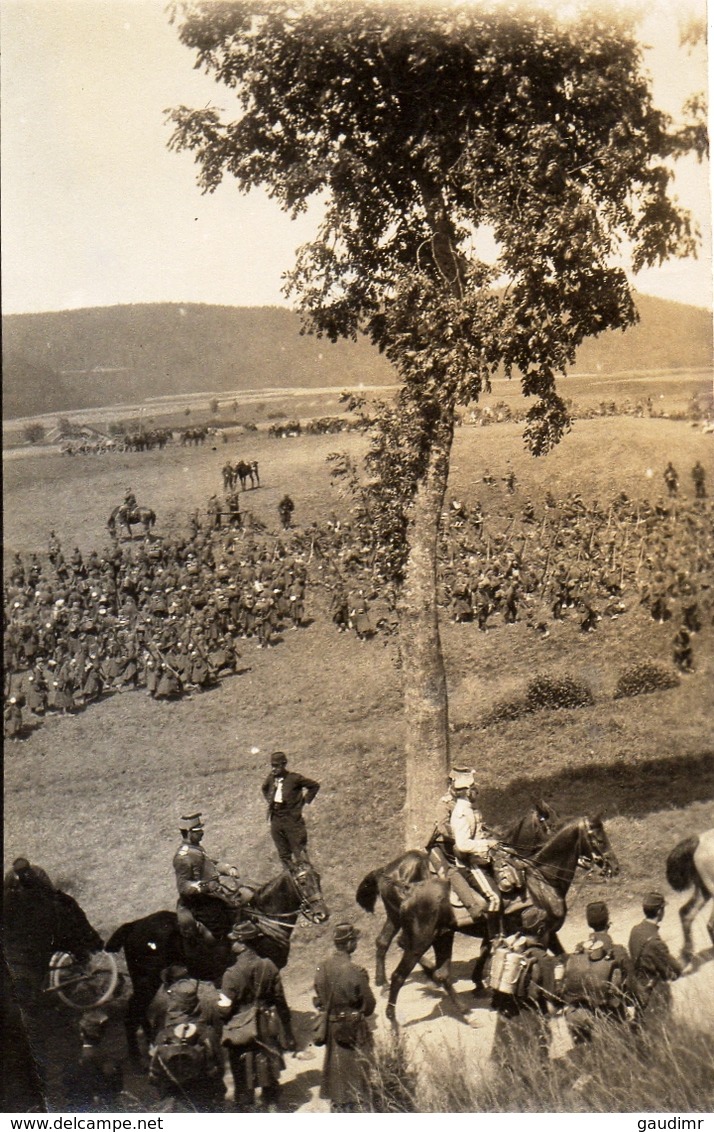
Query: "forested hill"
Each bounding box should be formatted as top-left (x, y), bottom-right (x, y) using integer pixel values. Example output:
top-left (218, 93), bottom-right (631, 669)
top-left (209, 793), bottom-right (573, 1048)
top-left (2, 296), bottom-right (712, 419)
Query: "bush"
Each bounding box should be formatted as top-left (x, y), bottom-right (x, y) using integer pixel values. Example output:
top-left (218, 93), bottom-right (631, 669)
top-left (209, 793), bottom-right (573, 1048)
top-left (23, 422), bottom-right (46, 444)
top-left (525, 674), bottom-right (595, 711)
top-left (614, 661), bottom-right (680, 699)
top-left (481, 697), bottom-right (529, 727)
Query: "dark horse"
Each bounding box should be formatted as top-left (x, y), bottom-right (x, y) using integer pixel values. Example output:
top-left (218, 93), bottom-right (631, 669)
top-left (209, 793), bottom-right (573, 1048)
top-left (4, 884), bottom-right (105, 1009)
top-left (106, 863), bottom-right (328, 1056)
top-left (107, 505), bottom-right (156, 540)
top-left (357, 814), bottom-right (618, 1023)
top-left (666, 827), bottom-right (714, 963)
top-left (358, 801), bottom-right (558, 996)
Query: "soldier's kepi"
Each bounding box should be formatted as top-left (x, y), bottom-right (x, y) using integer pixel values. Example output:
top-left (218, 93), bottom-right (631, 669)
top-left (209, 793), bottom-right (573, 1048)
top-left (173, 812), bottom-right (247, 946)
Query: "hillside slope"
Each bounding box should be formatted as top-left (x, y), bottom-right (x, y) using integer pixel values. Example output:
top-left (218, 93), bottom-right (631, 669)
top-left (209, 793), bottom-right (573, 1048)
top-left (2, 294), bottom-right (711, 418)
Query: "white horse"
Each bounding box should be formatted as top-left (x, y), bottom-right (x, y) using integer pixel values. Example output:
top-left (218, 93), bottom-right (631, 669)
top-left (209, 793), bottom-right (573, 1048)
top-left (666, 828), bottom-right (714, 962)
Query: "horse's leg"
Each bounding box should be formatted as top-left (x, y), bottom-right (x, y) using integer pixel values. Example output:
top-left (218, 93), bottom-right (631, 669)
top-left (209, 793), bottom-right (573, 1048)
top-left (680, 886), bottom-right (707, 961)
top-left (430, 931), bottom-right (467, 1016)
top-left (375, 916), bottom-right (398, 988)
top-left (471, 935), bottom-right (490, 991)
top-left (386, 947), bottom-right (424, 1025)
top-left (123, 988), bottom-right (148, 1062)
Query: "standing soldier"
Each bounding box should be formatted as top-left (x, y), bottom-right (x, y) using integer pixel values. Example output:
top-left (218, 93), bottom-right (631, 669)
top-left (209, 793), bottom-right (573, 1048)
top-left (278, 495), bottom-right (295, 530)
top-left (207, 495), bottom-right (221, 531)
top-left (560, 901), bottom-right (635, 1050)
top-left (628, 892), bottom-right (682, 1029)
top-left (672, 625), bottom-right (694, 673)
top-left (489, 907), bottom-right (557, 1078)
top-left (173, 813), bottom-right (243, 946)
top-left (691, 461), bottom-right (706, 499)
top-left (261, 752), bottom-right (320, 870)
top-left (48, 530), bottom-right (62, 567)
top-left (217, 920), bottom-right (296, 1112)
top-left (313, 922), bottom-right (376, 1113)
top-left (663, 462), bottom-right (678, 498)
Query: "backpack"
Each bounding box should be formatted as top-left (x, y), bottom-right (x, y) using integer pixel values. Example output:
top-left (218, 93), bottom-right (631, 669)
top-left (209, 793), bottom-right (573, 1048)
top-left (150, 1022), bottom-right (212, 1087)
top-left (485, 935), bottom-right (536, 998)
top-left (562, 940), bottom-right (624, 1009)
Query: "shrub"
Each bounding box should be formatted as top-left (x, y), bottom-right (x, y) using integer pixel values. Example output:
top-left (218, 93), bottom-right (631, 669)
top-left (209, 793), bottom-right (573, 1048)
top-left (480, 697), bottom-right (530, 727)
top-left (525, 674), bottom-right (595, 711)
top-left (614, 661), bottom-right (680, 699)
top-left (23, 422), bottom-right (46, 444)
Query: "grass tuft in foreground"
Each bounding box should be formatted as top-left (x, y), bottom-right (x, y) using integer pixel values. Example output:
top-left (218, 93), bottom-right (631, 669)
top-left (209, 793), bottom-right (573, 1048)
top-left (360, 1009), bottom-right (714, 1113)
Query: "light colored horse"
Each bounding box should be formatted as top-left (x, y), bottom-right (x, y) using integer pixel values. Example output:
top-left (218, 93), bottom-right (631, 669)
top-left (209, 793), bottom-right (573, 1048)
top-left (666, 828), bottom-right (714, 962)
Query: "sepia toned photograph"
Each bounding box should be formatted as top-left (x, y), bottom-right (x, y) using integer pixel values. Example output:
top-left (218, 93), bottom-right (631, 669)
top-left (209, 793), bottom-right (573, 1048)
top-left (2, 0), bottom-right (712, 1116)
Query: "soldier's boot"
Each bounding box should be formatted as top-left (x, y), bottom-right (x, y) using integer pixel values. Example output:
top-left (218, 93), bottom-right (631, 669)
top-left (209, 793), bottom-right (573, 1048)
top-left (449, 869), bottom-right (488, 923)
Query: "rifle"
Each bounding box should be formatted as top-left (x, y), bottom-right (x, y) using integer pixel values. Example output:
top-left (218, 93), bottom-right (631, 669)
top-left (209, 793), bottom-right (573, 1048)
top-left (148, 642), bottom-right (183, 683)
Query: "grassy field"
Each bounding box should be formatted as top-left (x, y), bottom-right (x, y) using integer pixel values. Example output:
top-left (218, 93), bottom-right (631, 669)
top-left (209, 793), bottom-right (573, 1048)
top-left (3, 408), bottom-right (713, 1041)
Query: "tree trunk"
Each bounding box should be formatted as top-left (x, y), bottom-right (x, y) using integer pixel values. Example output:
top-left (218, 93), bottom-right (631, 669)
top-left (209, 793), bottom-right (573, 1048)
top-left (398, 403), bottom-right (455, 846)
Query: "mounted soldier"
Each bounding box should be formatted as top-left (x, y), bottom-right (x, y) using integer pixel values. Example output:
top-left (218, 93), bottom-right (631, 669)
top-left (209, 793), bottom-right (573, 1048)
top-left (428, 768), bottom-right (527, 934)
top-left (173, 813), bottom-right (248, 948)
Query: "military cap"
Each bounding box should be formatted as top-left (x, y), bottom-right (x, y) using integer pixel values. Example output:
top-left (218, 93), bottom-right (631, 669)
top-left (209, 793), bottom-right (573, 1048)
top-left (160, 964), bottom-right (189, 986)
top-left (451, 770), bottom-right (476, 791)
top-left (586, 901), bottom-right (609, 930)
top-left (521, 906), bottom-right (548, 934)
top-left (334, 922), bottom-right (360, 945)
top-left (228, 920), bottom-right (261, 942)
top-left (12, 857), bottom-right (31, 873)
top-left (449, 762), bottom-right (475, 779)
top-left (270, 751), bottom-right (288, 766)
top-left (643, 891), bottom-right (666, 915)
top-left (179, 812), bottom-right (204, 831)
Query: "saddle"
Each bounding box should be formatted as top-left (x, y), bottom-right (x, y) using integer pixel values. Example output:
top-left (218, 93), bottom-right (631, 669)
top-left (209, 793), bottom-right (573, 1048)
top-left (428, 843), bottom-right (526, 910)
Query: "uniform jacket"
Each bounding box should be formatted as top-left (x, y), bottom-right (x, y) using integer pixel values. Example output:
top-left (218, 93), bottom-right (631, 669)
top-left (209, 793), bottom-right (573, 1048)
top-left (628, 920), bottom-right (681, 984)
top-left (314, 949), bottom-right (376, 1106)
top-left (262, 770), bottom-right (320, 820)
top-left (218, 946), bottom-right (294, 1042)
top-left (450, 797), bottom-right (494, 863)
top-left (173, 841), bottom-right (233, 900)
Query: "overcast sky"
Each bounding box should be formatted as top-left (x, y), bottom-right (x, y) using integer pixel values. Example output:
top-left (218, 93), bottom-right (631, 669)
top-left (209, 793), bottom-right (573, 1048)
top-left (1, 0), bottom-right (711, 315)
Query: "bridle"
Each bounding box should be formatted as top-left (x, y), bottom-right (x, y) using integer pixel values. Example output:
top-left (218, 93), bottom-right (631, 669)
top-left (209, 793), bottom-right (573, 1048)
top-left (289, 863), bottom-right (328, 923)
top-left (576, 817), bottom-right (615, 878)
top-left (242, 864), bottom-right (328, 944)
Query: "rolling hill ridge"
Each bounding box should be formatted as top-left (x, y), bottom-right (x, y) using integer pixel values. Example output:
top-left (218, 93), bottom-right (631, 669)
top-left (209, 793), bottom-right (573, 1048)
top-left (2, 296), bottom-right (711, 419)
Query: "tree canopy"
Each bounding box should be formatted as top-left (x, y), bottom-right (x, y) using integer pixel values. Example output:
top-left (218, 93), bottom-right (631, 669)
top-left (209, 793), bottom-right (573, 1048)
top-left (169, 0), bottom-right (704, 839)
top-left (169, 0), bottom-right (699, 445)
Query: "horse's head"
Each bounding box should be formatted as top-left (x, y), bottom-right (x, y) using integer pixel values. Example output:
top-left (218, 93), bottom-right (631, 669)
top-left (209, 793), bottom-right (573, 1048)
top-left (290, 862), bottom-right (329, 924)
top-left (578, 815), bottom-right (619, 879)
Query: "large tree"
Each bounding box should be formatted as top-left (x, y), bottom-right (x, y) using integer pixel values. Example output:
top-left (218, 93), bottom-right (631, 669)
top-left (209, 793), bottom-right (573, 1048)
top-left (168, 0), bottom-right (704, 843)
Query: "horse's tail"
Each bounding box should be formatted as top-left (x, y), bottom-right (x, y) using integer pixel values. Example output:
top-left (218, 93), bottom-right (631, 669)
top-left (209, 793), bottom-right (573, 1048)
top-left (356, 870), bottom-right (381, 914)
top-left (666, 836), bottom-right (700, 892)
top-left (105, 919), bottom-right (137, 953)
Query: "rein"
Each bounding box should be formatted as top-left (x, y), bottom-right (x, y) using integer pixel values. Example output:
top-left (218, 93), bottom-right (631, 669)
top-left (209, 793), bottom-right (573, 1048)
top-left (243, 868), bottom-right (322, 943)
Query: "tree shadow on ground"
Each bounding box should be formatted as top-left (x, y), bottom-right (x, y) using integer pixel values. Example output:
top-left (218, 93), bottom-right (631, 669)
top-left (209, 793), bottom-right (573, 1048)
top-left (483, 750), bottom-right (714, 827)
